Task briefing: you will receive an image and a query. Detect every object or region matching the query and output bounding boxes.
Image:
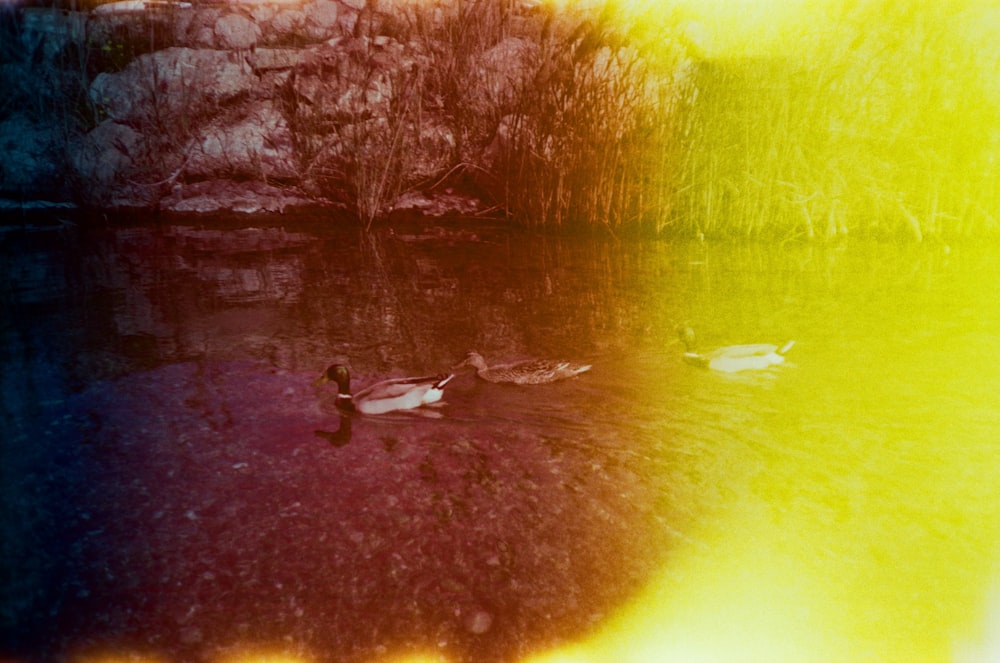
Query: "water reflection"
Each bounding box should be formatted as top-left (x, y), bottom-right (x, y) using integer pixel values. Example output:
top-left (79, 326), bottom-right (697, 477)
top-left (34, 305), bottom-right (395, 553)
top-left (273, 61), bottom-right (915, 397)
top-left (3, 214), bottom-right (1000, 662)
top-left (315, 415), bottom-right (352, 447)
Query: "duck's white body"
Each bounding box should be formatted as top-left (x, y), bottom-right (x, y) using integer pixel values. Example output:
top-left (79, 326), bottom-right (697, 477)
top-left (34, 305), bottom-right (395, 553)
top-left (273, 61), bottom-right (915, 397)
top-left (317, 364), bottom-right (454, 414)
top-left (679, 327), bottom-right (794, 373)
top-left (347, 374), bottom-right (453, 414)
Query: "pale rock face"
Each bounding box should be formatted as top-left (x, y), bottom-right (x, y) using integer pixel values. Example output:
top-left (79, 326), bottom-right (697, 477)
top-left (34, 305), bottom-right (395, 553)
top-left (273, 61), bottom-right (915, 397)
top-left (473, 38), bottom-right (542, 111)
top-left (305, 0), bottom-right (340, 31)
top-left (186, 101), bottom-right (300, 182)
top-left (89, 47), bottom-right (257, 126)
top-left (214, 13), bottom-right (261, 50)
top-left (159, 181), bottom-right (316, 214)
top-left (268, 8), bottom-right (306, 42)
top-left (70, 119), bottom-right (158, 207)
top-left (7, 0), bottom-right (592, 218)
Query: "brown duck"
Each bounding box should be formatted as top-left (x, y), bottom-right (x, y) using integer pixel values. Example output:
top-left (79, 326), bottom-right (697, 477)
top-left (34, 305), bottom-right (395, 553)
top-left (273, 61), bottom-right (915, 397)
top-left (455, 351), bottom-right (591, 385)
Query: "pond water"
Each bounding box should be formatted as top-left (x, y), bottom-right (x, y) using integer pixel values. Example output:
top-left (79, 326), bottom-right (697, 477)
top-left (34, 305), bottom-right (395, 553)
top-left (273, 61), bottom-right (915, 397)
top-left (2, 212), bottom-right (1000, 663)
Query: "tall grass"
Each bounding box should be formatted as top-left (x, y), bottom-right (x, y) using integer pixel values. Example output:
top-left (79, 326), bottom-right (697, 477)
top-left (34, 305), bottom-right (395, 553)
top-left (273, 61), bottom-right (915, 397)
top-left (9, 0), bottom-right (998, 240)
top-left (671, 1), bottom-right (1000, 240)
top-left (495, 1), bottom-right (689, 235)
top-left (489, 0), bottom-right (1000, 240)
top-left (298, 0), bottom-right (515, 228)
top-left (303, 0), bottom-right (690, 234)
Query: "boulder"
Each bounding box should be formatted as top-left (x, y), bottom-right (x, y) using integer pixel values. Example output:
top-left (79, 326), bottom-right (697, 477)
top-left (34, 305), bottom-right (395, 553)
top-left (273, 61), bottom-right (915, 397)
top-left (266, 8), bottom-right (306, 44)
top-left (70, 120), bottom-right (160, 207)
top-left (214, 13), bottom-right (261, 51)
top-left (291, 36), bottom-right (421, 127)
top-left (0, 115), bottom-right (67, 200)
top-left (248, 48), bottom-right (303, 73)
top-left (174, 7), bottom-right (221, 47)
top-left (185, 100), bottom-right (299, 181)
top-left (472, 37), bottom-right (541, 112)
top-left (160, 180), bottom-right (322, 214)
top-left (303, 0), bottom-right (340, 40)
top-left (90, 47), bottom-right (256, 126)
top-left (391, 190), bottom-right (484, 218)
top-left (258, 0), bottom-right (347, 44)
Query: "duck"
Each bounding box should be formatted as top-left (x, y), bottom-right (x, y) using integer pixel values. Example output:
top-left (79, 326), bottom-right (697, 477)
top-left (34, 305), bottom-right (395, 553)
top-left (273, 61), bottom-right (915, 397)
top-left (677, 326), bottom-right (795, 373)
top-left (454, 350), bottom-right (591, 385)
top-left (315, 364), bottom-right (454, 414)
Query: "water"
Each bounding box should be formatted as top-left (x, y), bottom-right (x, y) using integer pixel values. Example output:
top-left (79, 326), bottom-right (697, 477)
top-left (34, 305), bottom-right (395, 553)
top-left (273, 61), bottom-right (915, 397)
top-left (2, 213), bottom-right (1000, 663)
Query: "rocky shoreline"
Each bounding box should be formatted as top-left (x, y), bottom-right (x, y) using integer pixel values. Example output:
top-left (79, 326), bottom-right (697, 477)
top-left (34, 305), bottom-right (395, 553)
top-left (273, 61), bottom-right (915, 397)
top-left (2, 0), bottom-right (668, 223)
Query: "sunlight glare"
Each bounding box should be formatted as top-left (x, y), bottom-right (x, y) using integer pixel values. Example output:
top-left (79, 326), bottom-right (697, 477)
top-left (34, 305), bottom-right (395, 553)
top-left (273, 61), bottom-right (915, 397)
top-left (68, 651), bottom-right (169, 663)
top-left (213, 649), bottom-right (312, 663)
top-left (624, 0), bottom-right (822, 58)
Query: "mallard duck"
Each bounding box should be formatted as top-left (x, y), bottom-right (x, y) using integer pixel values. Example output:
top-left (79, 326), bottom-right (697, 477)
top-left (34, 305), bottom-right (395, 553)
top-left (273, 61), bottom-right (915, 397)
top-left (454, 351), bottom-right (591, 385)
top-left (315, 364), bottom-right (454, 414)
top-left (677, 326), bottom-right (795, 373)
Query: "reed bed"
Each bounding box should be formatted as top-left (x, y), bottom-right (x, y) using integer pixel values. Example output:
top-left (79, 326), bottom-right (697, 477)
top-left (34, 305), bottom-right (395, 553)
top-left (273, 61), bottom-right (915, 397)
top-left (663, 1), bottom-right (1000, 240)
top-left (475, 0), bottom-right (1000, 240)
top-left (491, 2), bottom-right (688, 235)
top-left (7, 0), bottom-right (998, 240)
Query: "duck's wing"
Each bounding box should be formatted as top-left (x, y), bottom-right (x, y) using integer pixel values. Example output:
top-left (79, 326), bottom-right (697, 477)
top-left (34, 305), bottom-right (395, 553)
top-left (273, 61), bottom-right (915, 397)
top-left (713, 343), bottom-right (780, 359)
top-left (683, 352), bottom-right (711, 368)
top-left (501, 358), bottom-right (584, 382)
top-left (512, 358), bottom-right (566, 372)
top-left (356, 374), bottom-right (452, 401)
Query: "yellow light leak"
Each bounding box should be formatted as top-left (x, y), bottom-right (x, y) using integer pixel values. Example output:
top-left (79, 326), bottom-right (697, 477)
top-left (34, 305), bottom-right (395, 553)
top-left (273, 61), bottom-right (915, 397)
top-left (68, 651), bottom-right (170, 663)
top-left (213, 649), bottom-right (313, 663)
top-left (375, 655), bottom-right (450, 663)
top-left (69, 649), bottom-right (315, 663)
top-left (527, 461), bottom-right (1000, 663)
top-left (214, 647), bottom-right (446, 663)
top-left (526, 503), bottom-right (842, 663)
top-left (621, 0), bottom-right (824, 58)
top-left (520, 2), bottom-right (1000, 659)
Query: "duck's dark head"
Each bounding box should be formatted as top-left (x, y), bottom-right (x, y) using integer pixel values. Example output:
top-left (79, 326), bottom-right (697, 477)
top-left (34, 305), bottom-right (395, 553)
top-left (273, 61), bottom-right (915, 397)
top-left (677, 326), bottom-right (697, 351)
top-left (315, 364), bottom-right (352, 394)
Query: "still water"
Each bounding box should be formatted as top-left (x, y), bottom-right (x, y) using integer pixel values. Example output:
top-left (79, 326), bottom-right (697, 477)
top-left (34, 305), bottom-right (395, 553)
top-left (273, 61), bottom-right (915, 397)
top-left (2, 212), bottom-right (1000, 663)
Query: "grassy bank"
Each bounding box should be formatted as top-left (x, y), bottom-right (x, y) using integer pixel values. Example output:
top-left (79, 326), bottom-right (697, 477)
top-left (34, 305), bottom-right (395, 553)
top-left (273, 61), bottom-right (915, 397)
top-left (6, 0), bottom-right (999, 240)
top-left (665, 1), bottom-right (1000, 241)
top-left (389, 0), bottom-right (1000, 241)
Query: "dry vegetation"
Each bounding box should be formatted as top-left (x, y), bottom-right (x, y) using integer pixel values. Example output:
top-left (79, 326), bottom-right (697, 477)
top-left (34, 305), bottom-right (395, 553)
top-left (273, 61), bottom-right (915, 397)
top-left (4, 0), bottom-right (999, 239)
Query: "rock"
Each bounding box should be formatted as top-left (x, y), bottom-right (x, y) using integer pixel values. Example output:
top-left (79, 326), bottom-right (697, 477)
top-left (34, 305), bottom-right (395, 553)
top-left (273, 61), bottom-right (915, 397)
top-left (464, 609), bottom-right (493, 634)
top-left (159, 180), bottom-right (321, 214)
top-left (179, 7), bottom-right (221, 47)
top-left (0, 116), bottom-right (67, 200)
top-left (70, 120), bottom-right (161, 208)
top-left (267, 8), bottom-right (306, 44)
top-left (186, 100), bottom-right (299, 181)
top-left (2, 0), bottom-right (568, 218)
top-left (248, 48), bottom-right (302, 73)
top-left (214, 13), bottom-right (261, 51)
top-left (304, 0), bottom-right (340, 39)
top-left (391, 190), bottom-right (483, 218)
top-left (90, 47), bottom-right (256, 126)
top-left (473, 37), bottom-right (541, 111)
